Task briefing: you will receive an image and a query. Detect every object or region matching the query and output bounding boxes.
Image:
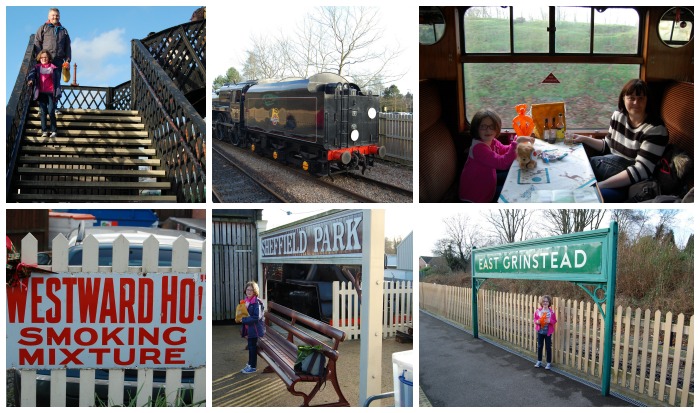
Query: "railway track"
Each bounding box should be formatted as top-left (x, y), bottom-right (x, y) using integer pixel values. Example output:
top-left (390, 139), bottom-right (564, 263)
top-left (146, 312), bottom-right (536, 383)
top-left (212, 141), bottom-right (411, 203)
top-left (212, 146), bottom-right (287, 203)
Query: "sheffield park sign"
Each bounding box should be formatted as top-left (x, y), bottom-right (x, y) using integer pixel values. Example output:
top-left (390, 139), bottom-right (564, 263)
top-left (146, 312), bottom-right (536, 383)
top-left (260, 210), bottom-right (363, 264)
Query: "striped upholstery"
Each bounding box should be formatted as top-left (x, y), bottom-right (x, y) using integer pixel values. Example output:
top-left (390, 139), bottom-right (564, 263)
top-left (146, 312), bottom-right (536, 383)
top-left (660, 81), bottom-right (694, 156)
top-left (419, 80), bottom-right (458, 202)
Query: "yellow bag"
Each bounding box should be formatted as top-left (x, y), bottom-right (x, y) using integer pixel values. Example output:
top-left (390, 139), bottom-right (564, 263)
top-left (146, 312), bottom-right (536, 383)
top-left (531, 102), bottom-right (566, 140)
top-left (235, 300), bottom-right (249, 323)
top-left (62, 61), bottom-right (70, 83)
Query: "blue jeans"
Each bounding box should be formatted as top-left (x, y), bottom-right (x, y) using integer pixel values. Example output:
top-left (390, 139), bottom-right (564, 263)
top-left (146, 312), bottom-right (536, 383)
top-left (590, 154), bottom-right (634, 182)
top-left (590, 154), bottom-right (635, 202)
top-left (248, 337), bottom-right (258, 368)
top-left (537, 333), bottom-right (552, 363)
top-left (37, 93), bottom-right (57, 133)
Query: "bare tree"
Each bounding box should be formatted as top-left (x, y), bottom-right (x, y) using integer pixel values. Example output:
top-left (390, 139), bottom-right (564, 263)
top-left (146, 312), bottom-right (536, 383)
top-left (432, 214), bottom-right (481, 272)
top-left (241, 35), bottom-right (290, 80)
top-left (610, 209), bottom-right (655, 242)
top-left (300, 7), bottom-right (405, 90)
top-left (483, 209), bottom-right (533, 244)
top-left (542, 209), bottom-right (607, 235)
top-left (384, 236), bottom-right (403, 254)
top-left (241, 7), bottom-right (406, 91)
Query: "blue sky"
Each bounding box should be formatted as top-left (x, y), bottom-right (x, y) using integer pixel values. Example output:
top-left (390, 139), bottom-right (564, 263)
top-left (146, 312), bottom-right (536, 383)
top-left (5, 6), bottom-right (199, 104)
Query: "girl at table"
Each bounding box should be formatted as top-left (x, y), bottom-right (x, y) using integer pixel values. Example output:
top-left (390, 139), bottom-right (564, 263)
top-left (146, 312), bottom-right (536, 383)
top-left (574, 79), bottom-right (668, 202)
top-left (240, 281), bottom-right (265, 374)
top-left (459, 109), bottom-right (534, 202)
top-left (533, 294), bottom-right (557, 370)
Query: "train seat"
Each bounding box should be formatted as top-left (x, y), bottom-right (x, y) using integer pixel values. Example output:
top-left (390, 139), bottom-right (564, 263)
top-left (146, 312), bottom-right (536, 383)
top-left (419, 79), bottom-right (458, 202)
top-left (658, 81), bottom-right (693, 158)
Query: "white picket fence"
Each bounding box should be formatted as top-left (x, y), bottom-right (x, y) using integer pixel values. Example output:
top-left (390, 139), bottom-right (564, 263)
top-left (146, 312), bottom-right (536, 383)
top-left (10, 233), bottom-right (206, 407)
top-left (331, 280), bottom-right (413, 340)
top-left (378, 112), bottom-right (413, 165)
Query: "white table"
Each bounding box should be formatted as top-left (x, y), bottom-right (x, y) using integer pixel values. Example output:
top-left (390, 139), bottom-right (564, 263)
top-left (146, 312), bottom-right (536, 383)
top-left (498, 141), bottom-right (601, 203)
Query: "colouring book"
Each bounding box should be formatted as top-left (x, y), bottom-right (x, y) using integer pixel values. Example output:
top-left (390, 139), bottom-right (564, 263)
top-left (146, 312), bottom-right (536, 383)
top-left (518, 168), bottom-right (550, 184)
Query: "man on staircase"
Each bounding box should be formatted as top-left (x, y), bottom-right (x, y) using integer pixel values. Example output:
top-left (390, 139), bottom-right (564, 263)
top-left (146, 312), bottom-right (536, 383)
top-left (34, 8), bottom-right (71, 70)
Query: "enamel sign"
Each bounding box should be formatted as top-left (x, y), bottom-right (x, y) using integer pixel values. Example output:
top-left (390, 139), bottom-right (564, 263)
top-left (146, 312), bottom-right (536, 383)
top-left (6, 272), bottom-right (206, 369)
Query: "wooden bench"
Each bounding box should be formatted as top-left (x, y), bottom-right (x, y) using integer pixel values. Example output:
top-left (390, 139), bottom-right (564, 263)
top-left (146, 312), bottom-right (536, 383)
top-left (258, 301), bottom-right (350, 407)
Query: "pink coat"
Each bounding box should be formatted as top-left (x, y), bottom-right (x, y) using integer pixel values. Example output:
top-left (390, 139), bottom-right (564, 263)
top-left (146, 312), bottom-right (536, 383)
top-left (459, 139), bottom-right (517, 202)
top-left (533, 307), bottom-right (557, 336)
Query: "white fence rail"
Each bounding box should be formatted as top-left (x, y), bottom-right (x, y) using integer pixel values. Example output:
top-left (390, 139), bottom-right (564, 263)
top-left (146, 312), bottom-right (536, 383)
top-left (378, 113), bottom-right (413, 165)
top-left (9, 233), bottom-right (206, 407)
top-left (331, 280), bottom-right (413, 340)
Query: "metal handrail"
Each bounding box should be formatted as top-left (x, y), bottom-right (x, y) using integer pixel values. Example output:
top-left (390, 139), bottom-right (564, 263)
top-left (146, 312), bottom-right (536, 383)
top-left (131, 38), bottom-right (206, 202)
top-left (363, 392), bottom-right (395, 407)
top-left (6, 34), bottom-right (36, 198)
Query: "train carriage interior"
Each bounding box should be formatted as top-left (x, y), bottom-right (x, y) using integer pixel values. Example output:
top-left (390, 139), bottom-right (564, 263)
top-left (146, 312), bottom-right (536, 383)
top-left (419, 6), bottom-right (694, 203)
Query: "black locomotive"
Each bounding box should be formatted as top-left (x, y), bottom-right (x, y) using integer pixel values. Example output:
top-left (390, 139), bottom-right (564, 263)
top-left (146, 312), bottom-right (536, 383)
top-left (213, 73), bottom-right (385, 175)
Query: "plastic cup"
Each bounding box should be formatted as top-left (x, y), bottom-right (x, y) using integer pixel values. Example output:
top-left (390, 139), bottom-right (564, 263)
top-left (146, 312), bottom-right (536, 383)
top-left (564, 131), bottom-right (574, 146)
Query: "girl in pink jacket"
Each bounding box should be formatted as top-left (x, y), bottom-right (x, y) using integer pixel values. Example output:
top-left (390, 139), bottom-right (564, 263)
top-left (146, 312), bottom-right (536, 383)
top-left (459, 110), bottom-right (534, 202)
top-left (533, 294), bottom-right (557, 370)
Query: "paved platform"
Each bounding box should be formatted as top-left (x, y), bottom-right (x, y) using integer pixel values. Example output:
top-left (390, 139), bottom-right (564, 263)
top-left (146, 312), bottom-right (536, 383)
top-left (419, 311), bottom-right (635, 407)
top-left (212, 322), bottom-right (413, 407)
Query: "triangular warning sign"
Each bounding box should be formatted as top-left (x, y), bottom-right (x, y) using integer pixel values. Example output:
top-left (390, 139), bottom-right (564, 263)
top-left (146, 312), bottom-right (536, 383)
top-left (542, 73), bottom-right (560, 84)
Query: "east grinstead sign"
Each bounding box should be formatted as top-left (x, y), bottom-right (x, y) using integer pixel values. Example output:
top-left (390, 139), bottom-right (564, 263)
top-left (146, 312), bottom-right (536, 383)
top-left (260, 210), bottom-right (363, 260)
top-left (471, 229), bottom-right (615, 283)
top-left (6, 272), bottom-right (206, 369)
top-left (473, 243), bottom-right (603, 281)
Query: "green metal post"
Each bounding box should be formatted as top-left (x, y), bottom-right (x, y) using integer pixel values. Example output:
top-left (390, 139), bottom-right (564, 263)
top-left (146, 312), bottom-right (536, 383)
top-left (472, 247), bottom-right (479, 338)
top-left (600, 221), bottom-right (618, 396)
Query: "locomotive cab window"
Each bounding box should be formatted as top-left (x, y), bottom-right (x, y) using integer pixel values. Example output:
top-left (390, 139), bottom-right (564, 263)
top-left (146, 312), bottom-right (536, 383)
top-left (463, 6), bottom-right (642, 130)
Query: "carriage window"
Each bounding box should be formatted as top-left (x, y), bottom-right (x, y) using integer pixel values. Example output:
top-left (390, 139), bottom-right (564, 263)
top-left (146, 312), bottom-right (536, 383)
top-left (464, 7), bottom-right (512, 53)
top-left (658, 7), bottom-right (694, 48)
top-left (420, 6), bottom-right (447, 45)
top-left (464, 63), bottom-right (640, 130)
top-left (463, 6), bottom-right (641, 130)
top-left (513, 7), bottom-right (549, 53)
top-left (235, 90), bottom-right (242, 103)
top-left (465, 7), bottom-right (640, 54)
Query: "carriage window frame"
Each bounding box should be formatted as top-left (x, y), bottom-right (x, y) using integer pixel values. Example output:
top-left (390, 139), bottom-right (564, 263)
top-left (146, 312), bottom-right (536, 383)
top-left (461, 6), bottom-right (644, 59)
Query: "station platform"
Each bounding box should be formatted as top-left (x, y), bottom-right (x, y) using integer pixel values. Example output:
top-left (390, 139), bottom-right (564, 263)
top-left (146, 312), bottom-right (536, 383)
top-left (212, 322), bottom-right (413, 407)
top-left (419, 311), bottom-right (636, 407)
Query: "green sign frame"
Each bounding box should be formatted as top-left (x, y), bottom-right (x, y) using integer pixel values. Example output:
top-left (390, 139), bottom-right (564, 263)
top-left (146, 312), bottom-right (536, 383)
top-left (471, 222), bottom-right (618, 396)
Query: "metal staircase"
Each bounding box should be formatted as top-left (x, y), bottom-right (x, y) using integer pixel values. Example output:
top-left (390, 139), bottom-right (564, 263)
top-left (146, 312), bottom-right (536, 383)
top-left (6, 19), bottom-right (206, 203)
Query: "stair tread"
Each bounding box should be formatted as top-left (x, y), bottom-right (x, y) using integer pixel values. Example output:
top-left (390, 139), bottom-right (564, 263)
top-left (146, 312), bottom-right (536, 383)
top-left (25, 130), bottom-right (149, 138)
top-left (20, 156), bottom-right (161, 166)
top-left (29, 107), bottom-right (140, 116)
top-left (16, 180), bottom-right (170, 189)
top-left (22, 146), bottom-right (156, 155)
top-left (18, 167), bottom-right (166, 177)
top-left (12, 194), bottom-right (177, 202)
top-left (26, 120), bottom-right (145, 130)
top-left (28, 114), bottom-right (143, 123)
top-left (25, 136), bottom-right (151, 145)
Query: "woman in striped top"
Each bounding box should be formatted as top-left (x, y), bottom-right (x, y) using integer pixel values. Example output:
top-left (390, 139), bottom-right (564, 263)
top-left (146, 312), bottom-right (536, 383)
top-left (574, 79), bottom-right (668, 202)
